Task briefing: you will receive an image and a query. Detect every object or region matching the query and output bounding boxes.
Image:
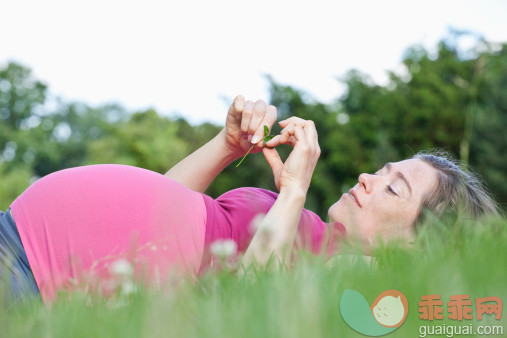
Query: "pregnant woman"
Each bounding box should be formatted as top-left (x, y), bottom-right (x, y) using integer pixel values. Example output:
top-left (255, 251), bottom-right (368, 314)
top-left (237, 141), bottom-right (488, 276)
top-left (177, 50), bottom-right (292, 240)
top-left (0, 96), bottom-right (499, 305)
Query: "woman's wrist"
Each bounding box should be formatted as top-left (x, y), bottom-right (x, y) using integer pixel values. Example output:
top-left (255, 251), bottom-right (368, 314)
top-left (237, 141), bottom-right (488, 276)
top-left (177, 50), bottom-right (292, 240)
top-left (274, 188), bottom-right (306, 237)
top-left (279, 185), bottom-right (308, 202)
top-left (218, 128), bottom-right (243, 161)
top-left (215, 128), bottom-right (242, 163)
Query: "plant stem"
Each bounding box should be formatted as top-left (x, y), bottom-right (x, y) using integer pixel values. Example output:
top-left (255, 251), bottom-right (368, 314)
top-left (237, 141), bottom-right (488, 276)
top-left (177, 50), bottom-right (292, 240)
top-left (235, 126), bottom-right (275, 167)
top-left (235, 144), bottom-right (256, 167)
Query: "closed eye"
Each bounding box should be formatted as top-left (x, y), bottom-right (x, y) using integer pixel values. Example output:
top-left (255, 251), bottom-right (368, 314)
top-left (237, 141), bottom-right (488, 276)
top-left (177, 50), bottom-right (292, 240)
top-left (386, 185), bottom-right (398, 196)
top-left (375, 169), bottom-right (399, 196)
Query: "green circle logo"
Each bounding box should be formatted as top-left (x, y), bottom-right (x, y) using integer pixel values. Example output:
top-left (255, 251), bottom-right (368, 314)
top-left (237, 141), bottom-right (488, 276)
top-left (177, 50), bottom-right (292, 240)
top-left (340, 289), bottom-right (409, 336)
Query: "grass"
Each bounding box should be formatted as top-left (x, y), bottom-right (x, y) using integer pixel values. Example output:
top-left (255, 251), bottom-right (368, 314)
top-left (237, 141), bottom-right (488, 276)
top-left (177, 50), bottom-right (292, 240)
top-left (1, 216), bottom-right (506, 338)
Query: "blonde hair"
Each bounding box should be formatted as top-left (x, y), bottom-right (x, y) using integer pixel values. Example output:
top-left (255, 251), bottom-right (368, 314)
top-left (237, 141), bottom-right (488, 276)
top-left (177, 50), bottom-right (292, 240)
top-left (412, 150), bottom-right (500, 228)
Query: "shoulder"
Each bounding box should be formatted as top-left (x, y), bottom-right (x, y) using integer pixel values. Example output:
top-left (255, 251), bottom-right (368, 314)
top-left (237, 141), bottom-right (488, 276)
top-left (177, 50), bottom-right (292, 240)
top-left (216, 187), bottom-right (278, 213)
top-left (218, 187), bottom-right (278, 200)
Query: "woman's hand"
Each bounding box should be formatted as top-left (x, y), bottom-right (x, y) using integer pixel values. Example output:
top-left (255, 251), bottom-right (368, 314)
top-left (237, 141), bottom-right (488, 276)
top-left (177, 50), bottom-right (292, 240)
top-left (239, 117), bottom-right (320, 273)
top-left (262, 117), bottom-right (321, 195)
top-left (165, 95), bottom-right (277, 193)
top-left (223, 95), bottom-right (278, 158)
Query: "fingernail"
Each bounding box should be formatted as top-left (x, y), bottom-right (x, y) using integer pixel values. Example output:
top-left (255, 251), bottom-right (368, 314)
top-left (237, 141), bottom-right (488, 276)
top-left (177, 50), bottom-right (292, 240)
top-left (251, 135), bottom-right (259, 144)
top-left (248, 134), bottom-right (253, 142)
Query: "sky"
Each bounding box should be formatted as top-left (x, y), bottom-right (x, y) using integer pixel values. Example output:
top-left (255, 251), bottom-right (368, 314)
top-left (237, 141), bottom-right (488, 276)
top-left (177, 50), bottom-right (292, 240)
top-left (1, 0), bottom-right (506, 125)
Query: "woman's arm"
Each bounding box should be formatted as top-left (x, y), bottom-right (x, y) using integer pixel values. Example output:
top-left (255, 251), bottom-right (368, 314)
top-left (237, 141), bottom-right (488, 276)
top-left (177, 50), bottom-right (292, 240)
top-left (164, 128), bottom-right (237, 193)
top-left (165, 96), bottom-right (278, 193)
top-left (239, 187), bottom-right (306, 272)
top-left (239, 117), bottom-right (321, 274)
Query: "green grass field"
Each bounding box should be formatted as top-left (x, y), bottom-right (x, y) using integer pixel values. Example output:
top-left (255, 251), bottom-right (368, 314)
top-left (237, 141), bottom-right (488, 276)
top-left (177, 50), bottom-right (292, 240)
top-left (1, 216), bottom-right (506, 338)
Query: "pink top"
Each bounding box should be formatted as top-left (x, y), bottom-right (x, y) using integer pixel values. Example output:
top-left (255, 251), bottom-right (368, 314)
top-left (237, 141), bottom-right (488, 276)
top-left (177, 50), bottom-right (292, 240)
top-left (200, 188), bottom-right (345, 270)
top-left (9, 164), bottom-right (345, 304)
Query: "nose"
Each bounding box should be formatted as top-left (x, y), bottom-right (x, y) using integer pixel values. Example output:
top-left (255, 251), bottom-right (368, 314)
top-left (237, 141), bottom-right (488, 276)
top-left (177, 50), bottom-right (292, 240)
top-left (358, 173), bottom-right (377, 194)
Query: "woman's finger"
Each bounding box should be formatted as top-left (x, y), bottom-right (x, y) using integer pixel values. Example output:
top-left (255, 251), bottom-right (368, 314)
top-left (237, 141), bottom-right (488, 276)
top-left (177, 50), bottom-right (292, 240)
top-left (302, 120), bottom-right (318, 143)
top-left (265, 134), bottom-right (297, 148)
top-left (262, 147), bottom-right (283, 174)
top-left (280, 117), bottom-right (318, 144)
top-left (265, 122), bottom-right (296, 147)
top-left (277, 123), bottom-right (298, 146)
top-left (247, 100), bottom-right (266, 142)
top-left (299, 123), bottom-right (320, 160)
top-left (240, 100), bottom-right (254, 135)
top-left (252, 105), bottom-right (277, 146)
top-left (279, 117), bottom-right (315, 142)
top-left (265, 123), bottom-right (300, 148)
top-left (264, 134), bottom-right (282, 147)
top-left (280, 116), bottom-right (316, 141)
top-left (228, 95), bottom-right (245, 120)
top-left (293, 124), bottom-right (308, 146)
top-left (279, 116), bottom-right (307, 128)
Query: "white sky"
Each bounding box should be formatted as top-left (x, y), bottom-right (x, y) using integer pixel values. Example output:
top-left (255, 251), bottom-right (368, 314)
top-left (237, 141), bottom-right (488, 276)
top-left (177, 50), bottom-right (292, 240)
top-left (1, 0), bottom-right (506, 125)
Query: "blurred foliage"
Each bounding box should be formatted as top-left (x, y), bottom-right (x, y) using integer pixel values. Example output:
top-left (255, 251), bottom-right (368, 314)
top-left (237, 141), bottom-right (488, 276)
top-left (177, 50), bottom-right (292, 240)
top-left (0, 31), bottom-right (505, 219)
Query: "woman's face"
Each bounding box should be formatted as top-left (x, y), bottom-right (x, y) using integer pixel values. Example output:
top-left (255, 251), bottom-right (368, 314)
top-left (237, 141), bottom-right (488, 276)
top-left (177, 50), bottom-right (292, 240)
top-left (328, 159), bottom-right (438, 246)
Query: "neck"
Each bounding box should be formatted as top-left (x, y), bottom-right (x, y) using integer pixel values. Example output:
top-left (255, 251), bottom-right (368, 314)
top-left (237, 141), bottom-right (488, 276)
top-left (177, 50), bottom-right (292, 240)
top-left (321, 221), bottom-right (347, 257)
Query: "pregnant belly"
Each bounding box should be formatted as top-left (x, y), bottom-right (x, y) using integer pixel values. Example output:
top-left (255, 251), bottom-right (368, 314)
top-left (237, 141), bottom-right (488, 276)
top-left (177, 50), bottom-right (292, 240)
top-left (10, 164), bottom-right (207, 303)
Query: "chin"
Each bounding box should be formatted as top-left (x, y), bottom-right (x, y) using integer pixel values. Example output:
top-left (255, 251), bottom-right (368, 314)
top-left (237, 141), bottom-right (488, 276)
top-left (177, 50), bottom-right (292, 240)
top-left (328, 209), bottom-right (335, 222)
top-left (328, 198), bottom-right (344, 223)
top-left (329, 194), bottom-right (360, 227)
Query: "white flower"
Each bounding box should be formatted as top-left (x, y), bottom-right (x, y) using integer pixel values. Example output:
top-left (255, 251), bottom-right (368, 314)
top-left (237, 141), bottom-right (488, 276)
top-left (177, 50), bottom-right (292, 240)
top-left (250, 213), bottom-right (275, 234)
top-left (110, 258), bottom-right (133, 276)
top-left (210, 239), bottom-right (237, 258)
top-left (120, 280), bottom-right (137, 296)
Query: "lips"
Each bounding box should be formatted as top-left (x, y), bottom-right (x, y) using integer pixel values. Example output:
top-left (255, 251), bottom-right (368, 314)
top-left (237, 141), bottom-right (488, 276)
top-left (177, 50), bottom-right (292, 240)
top-left (348, 189), bottom-right (362, 208)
